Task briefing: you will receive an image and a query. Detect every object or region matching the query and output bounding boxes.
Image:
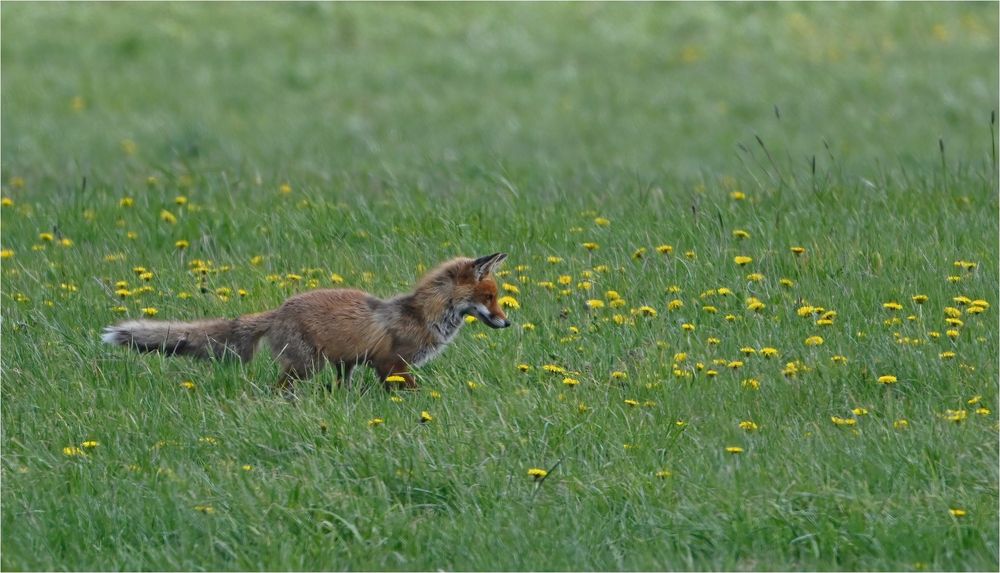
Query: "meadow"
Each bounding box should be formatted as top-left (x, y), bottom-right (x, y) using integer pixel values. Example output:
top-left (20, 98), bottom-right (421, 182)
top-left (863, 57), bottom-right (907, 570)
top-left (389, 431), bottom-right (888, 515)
top-left (1, 3), bottom-right (998, 571)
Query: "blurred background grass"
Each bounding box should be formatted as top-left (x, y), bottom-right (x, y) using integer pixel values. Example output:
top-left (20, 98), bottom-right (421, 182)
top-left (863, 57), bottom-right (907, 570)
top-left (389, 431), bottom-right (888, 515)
top-left (3, 2), bottom-right (997, 189)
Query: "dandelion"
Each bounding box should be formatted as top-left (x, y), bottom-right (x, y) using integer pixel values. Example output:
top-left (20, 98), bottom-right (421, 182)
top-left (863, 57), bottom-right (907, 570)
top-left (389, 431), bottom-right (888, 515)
top-left (975, 407), bottom-right (991, 416)
top-left (742, 378), bottom-right (760, 390)
top-left (175, 239), bottom-right (189, 250)
top-left (946, 329), bottom-right (959, 340)
top-left (673, 352), bottom-right (687, 363)
top-left (739, 421), bottom-right (759, 432)
top-left (81, 441), bottom-right (99, 449)
top-left (725, 446), bottom-right (744, 454)
top-left (0, 249), bottom-right (13, 259)
top-left (681, 322), bottom-right (695, 331)
top-left (656, 245), bottom-right (673, 254)
top-left (594, 217), bottom-right (610, 227)
top-left (733, 256), bottom-right (752, 266)
top-left (730, 191), bottom-right (746, 200)
top-left (746, 298), bottom-right (765, 311)
top-left (780, 278), bottom-right (795, 287)
top-left (577, 403), bottom-right (588, 413)
top-left (543, 364), bottom-right (566, 374)
top-left (852, 408), bottom-right (869, 416)
top-left (160, 210), bottom-right (177, 224)
top-left (62, 446), bottom-right (86, 457)
top-left (684, 250), bottom-right (697, 259)
top-left (893, 419), bottom-right (909, 429)
top-left (179, 380), bottom-right (196, 390)
top-left (562, 377), bottom-right (580, 387)
top-left (947, 275), bottom-right (962, 283)
top-left (967, 395), bottom-right (982, 405)
top-left (193, 505), bottom-right (215, 514)
top-left (368, 418), bottom-right (385, 427)
top-left (727, 360), bottom-right (744, 369)
top-left (582, 242), bottom-right (599, 251)
top-left (497, 296), bottom-right (520, 310)
top-left (949, 508), bottom-right (967, 518)
top-left (939, 351), bottom-right (956, 360)
top-left (528, 468), bottom-right (548, 479)
top-left (419, 411), bottom-right (433, 423)
top-left (831, 416), bottom-right (856, 427)
top-left (638, 306), bottom-right (658, 317)
top-left (632, 247), bottom-right (647, 259)
top-left (667, 299), bottom-right (684, 311)
top-left (877, 375), bottom-right (898, 385)
top-left (655, 469), bottom-right (672, 479)
top-left (141, 307), bottom-right (159, 317)
top-left (942, 409), bottom-right (967, 423)
top-left (733, 229), bottom-right (750, 239)
top-left (611, 371), bottom-right (627, 380)
top-left (790, 246), bottom-right (806, 255)
top-left (804, 335), bottom-right (824, 346)
top-left (624, 399), bottom-right (639, 407)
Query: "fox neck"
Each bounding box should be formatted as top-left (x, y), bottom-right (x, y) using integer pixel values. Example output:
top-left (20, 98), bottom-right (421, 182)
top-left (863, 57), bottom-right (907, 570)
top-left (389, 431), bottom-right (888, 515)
top-left (408, 285), bottom-right (466, 345)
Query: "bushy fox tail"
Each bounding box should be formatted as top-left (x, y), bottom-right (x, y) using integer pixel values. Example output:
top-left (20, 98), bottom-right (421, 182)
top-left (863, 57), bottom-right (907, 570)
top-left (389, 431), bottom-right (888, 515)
top-left (101, 310), bottom-right (277, 362)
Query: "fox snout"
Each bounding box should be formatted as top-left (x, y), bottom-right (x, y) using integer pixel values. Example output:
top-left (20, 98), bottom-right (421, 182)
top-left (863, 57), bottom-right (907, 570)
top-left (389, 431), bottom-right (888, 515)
top-left (471, 305), bottom-right (510, 329)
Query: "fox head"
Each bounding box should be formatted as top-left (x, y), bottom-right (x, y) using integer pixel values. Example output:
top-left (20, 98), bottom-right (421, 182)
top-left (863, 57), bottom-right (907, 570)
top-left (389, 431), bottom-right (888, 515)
top-left (449, 252), bottom-right (510, 329)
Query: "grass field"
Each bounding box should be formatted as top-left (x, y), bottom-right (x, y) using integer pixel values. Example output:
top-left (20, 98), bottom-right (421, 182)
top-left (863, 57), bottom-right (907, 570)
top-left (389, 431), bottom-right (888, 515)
top-left (2, 3), bottom-right (998, 571)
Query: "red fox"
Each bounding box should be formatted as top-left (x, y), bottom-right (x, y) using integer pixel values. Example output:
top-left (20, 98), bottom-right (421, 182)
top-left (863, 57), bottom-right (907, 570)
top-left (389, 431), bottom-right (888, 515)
top-left (102, 253), bottom-right (510, 392)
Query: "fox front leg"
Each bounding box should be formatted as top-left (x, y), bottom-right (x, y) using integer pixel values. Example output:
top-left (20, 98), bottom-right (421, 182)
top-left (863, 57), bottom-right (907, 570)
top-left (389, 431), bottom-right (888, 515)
top-left (376, 361), bottom-right (418, 392)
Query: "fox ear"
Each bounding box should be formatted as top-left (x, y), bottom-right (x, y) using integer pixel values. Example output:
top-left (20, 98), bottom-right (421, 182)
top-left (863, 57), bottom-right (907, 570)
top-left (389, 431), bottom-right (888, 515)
top-left (472, 252), bottom-right (507, 280)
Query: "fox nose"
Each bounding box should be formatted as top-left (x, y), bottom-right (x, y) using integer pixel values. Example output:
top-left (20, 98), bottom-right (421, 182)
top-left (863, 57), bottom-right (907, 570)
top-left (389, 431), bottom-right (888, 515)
top-left (499, 318), bottom-right (511, 328)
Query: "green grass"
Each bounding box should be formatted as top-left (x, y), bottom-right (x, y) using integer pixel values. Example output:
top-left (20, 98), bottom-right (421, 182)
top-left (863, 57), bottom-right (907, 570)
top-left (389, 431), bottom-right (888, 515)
top-left (2, 3), bottom-right (998, 571)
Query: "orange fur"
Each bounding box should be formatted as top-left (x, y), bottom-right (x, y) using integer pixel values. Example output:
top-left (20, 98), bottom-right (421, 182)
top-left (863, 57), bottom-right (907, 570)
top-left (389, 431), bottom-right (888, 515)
top-left (102, 253), bottom-right (510, 394)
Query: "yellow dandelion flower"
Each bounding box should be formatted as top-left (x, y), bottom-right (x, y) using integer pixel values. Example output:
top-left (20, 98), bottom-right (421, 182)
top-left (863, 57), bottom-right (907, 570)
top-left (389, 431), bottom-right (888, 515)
top-left (368, 418), bottom-right (385, 427)
top-left (81, 440), bottom-right (99, 449)
top-left (741, 378), bottom-right (760, 390)
top-left (419, 411), bottom-right (433, 423)
top-left (730, 191), bottom-right (746, 200)
top-left (594, 217), bottom-right (610, 227)
top-left (562, 377), bottom-right (579, 387)
top-left (804, 335), bottom-right (824, 346)
top-left (582, 242), bottom-right (599, 251)
top-left (790, 246), bottom-right (806, 255)
top-left (877, 375), bottom-right (897, 385)
top-left (160, 210), bottom-right (177, 224)
top-left (946, 329), bottom-right (959, 339)
top-left (779, 278), bottom-right (795, 287)
top-left (637, 306), bottom-right (658, 317)
top-left (667, 299), bottom-right (683, 311)
top-left (883, 301), bottom-right (903, 311)
top-left (942, 409), bottom-right (967, 423)
top-left (655, 469), bottom-right (672, 479)
top-left (543, 364), bottom-right (566, 374)
top-left (193, 505), bottom-right (215, 514)
top-left (0, 249), bottom-right (13, 259)
top-left (732, 229), bottom-right (750, 239)
top-left (62, 446), bottom-right (86, 457)
top-left (656, 244), bottom-right (673, 254)
top-left (831, 416), bottom-right (856, 427)
top-left (949, 508), bottom-right (967, 518)
top-left (528, 468), bottom-right (548, 479)
top-left (893, 419), bottom-right (909, 429)
top-left (738, 421), bottom-right (758, 432)
top-left (733, 256), bottom-right (752, 266)
top-left (725, 446), bottom-right (744, 454)
top-left (611, 371), bottom-right (627, 380)
top-left (831, 355), bottom-right (848, 364)
top-left (498, 296), bottom-right (520, 309)
top-left (179, 380), bottom-right (196, 390)
top-left (141, 307), bottom-right (158, 317)
top-left (760, 347), bottom-right (778, 358)
top-left (175, 240), bottom-right (189, 250)
top-left (852, 407), bottom-right (869, 416)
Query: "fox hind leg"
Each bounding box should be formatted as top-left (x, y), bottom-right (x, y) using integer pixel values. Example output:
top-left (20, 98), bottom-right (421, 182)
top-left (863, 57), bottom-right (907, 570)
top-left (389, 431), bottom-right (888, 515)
top-left (270, 334), bottom-right (322, 397)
